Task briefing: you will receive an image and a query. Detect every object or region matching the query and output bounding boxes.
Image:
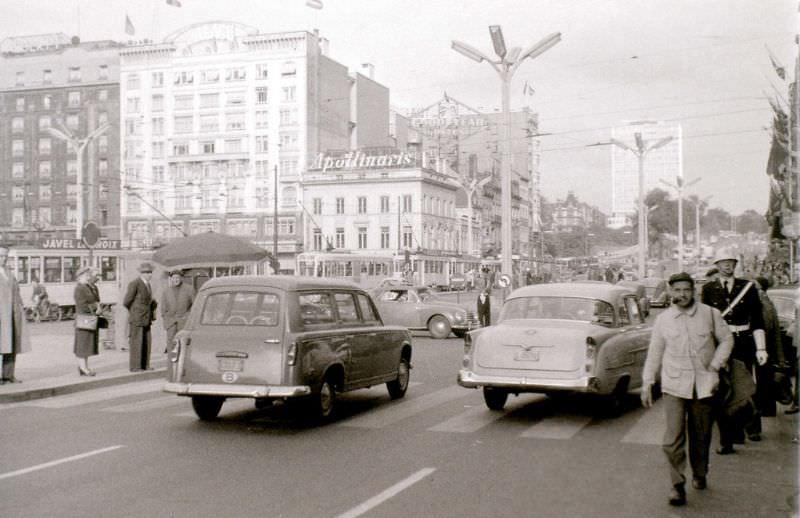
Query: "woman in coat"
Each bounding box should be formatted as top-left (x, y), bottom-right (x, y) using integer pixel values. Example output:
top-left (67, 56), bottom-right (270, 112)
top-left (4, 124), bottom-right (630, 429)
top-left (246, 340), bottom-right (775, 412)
top-left (74, 266), bottom-right (101, 376)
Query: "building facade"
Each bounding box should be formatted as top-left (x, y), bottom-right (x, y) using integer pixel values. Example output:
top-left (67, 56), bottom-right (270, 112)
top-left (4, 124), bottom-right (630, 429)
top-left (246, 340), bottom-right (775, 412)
top-left (118, 22), bottom-right (390, 271)
top-left (301, 149), bottom-right (462, 255)
top-left (0, 34), bottom-right (121, 243)
top-left (405, 95), bottom-right (541, 260)
top-left (608, 120), bottom-right (683, 229)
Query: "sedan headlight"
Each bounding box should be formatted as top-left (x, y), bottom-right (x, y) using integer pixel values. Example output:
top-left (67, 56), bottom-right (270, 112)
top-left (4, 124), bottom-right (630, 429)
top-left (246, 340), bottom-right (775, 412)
top-left (453, 311), bottom-right (466, 322)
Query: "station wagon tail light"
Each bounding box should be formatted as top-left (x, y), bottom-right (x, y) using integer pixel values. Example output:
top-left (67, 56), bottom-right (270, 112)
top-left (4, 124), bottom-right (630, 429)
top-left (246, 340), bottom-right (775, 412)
top-left (287, 341), bottom-right (297, 366)
top-left (585, 337), bottom-right (596, 373)
top-left (171, 335), bottom-right (190, 363)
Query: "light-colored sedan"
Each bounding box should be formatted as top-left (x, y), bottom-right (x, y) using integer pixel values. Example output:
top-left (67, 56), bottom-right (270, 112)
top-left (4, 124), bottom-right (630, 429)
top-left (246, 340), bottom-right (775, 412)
top-left (642, 277), bottom-right (670, 308)
top-left (371, 285), bottom-right (479, 339)
top-left (458, 283), bottom-right (652, 413)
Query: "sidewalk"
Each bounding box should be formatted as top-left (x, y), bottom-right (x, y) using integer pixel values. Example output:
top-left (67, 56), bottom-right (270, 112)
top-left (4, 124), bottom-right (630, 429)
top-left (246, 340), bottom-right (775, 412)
top-left (0, 320), bottom-right (167, 403)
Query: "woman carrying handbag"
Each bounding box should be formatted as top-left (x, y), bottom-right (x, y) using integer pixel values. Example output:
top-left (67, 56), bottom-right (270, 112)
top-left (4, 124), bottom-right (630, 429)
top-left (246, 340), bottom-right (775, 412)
top-left (74, 266), bottom-right (101, 376)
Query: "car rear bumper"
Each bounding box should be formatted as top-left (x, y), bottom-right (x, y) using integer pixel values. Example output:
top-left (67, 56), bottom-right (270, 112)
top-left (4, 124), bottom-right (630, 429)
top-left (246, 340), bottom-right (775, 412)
top-left (163, 382), bottom-right (312, 399)
top-left (457, 370), bottom-right (599, 392)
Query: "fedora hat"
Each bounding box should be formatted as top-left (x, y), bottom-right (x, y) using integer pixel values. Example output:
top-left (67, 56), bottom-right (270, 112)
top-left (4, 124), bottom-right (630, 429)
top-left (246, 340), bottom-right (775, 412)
top-left (138, 262), bottom-right (154, 273)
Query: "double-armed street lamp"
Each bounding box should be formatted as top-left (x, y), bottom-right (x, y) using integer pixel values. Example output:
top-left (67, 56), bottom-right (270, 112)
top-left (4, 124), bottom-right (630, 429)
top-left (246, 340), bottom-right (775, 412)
top-left (452, 26), bottom-right (561, 283)
top-left (608, 133), bottom-right (674, 280)
top-left (447, 174), bottom-right (491, 256)
top-left (46, 121), bottom-right (109, 239)
top-left (659, 175), bottom-right (700, 272)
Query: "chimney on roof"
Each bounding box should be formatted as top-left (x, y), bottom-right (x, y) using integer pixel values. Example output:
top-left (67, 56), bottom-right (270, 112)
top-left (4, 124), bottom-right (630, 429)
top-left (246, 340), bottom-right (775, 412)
top-left (361, 63), bottom-right (374, 80)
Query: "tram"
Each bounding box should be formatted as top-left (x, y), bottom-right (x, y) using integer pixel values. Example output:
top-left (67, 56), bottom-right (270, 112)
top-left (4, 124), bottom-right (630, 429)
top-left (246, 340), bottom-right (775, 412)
top-left (6, 240), bottom-right (131, 319)
top-left (296, 251), bottom-right (482, 290)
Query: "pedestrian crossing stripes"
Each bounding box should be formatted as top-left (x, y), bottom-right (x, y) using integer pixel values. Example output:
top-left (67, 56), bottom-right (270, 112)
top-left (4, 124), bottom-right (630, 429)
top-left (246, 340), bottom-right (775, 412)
top-left (102, 396), bottom-right (185, 413)
top-left (339, 385), bottom-right (467, 429)
top-left (620, 405), bottom-right (665, 445)
top-left (427, 404), bottom-right (509, 433)
top-left (519, 414), bottom-right (593, 440)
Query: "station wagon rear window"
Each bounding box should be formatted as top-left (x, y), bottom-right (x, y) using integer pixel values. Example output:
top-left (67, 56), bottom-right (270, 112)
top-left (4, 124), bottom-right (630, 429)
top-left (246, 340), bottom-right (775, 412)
top-left (501, 296), bottom-right (615, 326)
top-left (200, 291), bottom-right (280, 326)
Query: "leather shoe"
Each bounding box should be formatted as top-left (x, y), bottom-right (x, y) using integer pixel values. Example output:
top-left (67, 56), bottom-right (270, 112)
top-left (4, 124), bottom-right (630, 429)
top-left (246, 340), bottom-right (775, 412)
top-left (785, 405), bottom-right (799, 415)
top-left (716, 445), bottom-right (735, 455)
top-left (747, 433), bottom-right (761, 442)
top-left (668, 485), bottom-right (686, 506)
top-left (692, 476), bottom-right (707, 490)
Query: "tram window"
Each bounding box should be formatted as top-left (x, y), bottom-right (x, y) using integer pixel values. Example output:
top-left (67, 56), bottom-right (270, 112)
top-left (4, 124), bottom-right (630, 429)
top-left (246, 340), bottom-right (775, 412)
top-left (29, 257), bottom-right (41, 284)
top-left (101, 257), bottom-right (117, 281)
top-left (63, 257), bottom-right (80, 282)
top-left (216, 266), bottom-right (230, 277)
top-left (230, 265), bottom-right (245, 276)
top-left (15, 257), bottom-right (29, 284)
top-left (44, 257), bottom-right (62, 283)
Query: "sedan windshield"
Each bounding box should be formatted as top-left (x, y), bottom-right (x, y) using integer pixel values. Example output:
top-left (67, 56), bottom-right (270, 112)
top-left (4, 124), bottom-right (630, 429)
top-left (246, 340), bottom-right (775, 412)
top-left (500, 296), bottom-right (615, 325)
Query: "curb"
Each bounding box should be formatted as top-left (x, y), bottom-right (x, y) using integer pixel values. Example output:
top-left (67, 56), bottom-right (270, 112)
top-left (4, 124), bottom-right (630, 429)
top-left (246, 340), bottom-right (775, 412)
top-left (0, 368), bottom-right (167, 404)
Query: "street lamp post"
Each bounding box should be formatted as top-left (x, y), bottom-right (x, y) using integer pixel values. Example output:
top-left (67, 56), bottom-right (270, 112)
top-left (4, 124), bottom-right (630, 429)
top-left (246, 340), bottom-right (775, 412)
top-left (690, 195), bottom-right (712, 269)
top-left (46, 121), bottom-right (109, 238)
top-left (452, 27), bottom-right (561, 284)
top-left (609, 133), bottom-right (674, 280)
top-left (644, 204), bottom-right (659, 259)
top-left (448, 175), bottom-right (491, 256)
top-left (660, 175), bottom-right (700, 272)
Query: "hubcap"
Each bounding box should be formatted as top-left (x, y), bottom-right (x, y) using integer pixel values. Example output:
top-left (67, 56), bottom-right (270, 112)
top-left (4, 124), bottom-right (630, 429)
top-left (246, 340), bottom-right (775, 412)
top-left (398, 362), bottom-right (409, 389)
top-left (319, 382), bottom-right (333, 414)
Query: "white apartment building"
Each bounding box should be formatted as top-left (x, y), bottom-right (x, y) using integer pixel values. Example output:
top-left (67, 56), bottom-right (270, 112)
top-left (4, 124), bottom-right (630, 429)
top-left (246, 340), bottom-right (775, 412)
top-left (119, 22), bottom-right (390, 271)
top-left (301, 149), bottom-right (462, 255)
top-left (608, 121), bottom-right (683, 229)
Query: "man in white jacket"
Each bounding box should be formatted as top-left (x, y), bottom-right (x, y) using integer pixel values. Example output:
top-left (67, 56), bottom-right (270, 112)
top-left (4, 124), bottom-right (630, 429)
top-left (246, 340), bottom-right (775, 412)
top-left (641, 272), bottom-right (733, 506)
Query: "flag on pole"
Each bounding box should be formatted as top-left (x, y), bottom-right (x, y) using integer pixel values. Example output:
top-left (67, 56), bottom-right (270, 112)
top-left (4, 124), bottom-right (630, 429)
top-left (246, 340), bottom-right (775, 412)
top-left (306, 0), bottom-right (324, 9)
top-left (765, 45), bottom-right (786, 80)
top-left (166, 0), bottom-right (182, 6)
top-left (124, 15), bottom-right (136, 36)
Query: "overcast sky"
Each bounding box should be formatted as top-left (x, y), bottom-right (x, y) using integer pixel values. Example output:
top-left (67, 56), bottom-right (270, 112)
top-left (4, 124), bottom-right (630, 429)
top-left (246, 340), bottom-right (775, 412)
top-left (1, 0), bottom-right (796, 216)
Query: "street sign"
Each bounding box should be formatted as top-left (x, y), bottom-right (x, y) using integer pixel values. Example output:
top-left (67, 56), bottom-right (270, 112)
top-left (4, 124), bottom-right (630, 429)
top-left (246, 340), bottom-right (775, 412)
top-left (82, 221), bottom-right (101, 247)
top-left (498, 274), bottom-right (511, 288)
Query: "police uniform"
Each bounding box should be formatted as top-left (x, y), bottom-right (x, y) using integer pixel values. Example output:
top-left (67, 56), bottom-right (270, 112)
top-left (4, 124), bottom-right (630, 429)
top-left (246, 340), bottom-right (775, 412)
top-left (701, 275), bottom-right (764, 450)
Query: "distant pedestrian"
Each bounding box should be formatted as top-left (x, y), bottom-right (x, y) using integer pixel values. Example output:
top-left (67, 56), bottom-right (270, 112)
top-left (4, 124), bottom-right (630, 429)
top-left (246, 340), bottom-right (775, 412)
top-left (123, 262), bottom-right (158, 372)
top-left (160, 269), bottom-right (194, 355)
top-left (641, 272), bottom-right (733, 506)
top-left (0, 244), bottom-right (30, 384)
top-left (74, 266), bottom-right (101, 376)
top-left (477, 288), bottom-right (491, 327)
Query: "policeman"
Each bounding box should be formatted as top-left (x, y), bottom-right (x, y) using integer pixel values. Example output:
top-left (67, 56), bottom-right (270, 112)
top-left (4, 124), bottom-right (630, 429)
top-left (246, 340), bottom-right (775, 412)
top-left (700, 251), bottom-right (767, 454)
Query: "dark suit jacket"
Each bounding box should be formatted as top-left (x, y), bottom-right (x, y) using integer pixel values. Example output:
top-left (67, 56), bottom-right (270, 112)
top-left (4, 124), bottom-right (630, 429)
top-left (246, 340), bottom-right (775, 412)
top-left (700, 277), bottom-right (764, 331)
top-left (160, 284), bottom-right (195, 331)
top-left (123, 277), bottom-right (157, 327)
top-left (477, 293), bottom-right (491, 326)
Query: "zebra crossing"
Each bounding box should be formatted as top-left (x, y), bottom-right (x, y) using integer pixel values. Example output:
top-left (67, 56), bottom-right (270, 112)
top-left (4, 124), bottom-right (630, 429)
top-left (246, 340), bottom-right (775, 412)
top-left (3, 380), bottom-right (677, 445)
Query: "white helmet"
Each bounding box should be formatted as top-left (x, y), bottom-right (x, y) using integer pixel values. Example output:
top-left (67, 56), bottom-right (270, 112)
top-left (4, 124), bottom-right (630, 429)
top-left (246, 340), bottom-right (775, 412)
top-left (713, 250), bottom-right (737, 264)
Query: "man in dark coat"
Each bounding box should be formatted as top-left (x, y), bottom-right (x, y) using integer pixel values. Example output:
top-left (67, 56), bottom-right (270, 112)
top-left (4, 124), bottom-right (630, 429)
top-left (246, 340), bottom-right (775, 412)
top-left (701, 252), bottom-right (767, 453)
top-left (0, 244), bottom-right (30, 384)
top-left (123, 262), bottom-right (157, 372)
top-left (161, 269), bottom-right (194, 350)
top-left (477, 288), bottom-right (491, 327)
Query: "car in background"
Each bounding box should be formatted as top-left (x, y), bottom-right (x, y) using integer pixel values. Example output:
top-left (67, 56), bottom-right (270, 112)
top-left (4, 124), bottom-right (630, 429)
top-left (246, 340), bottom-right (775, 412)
top-left (448, 274), bottom-right (467, 291)
top-left (371, 285), bottom-right (479, 339)
top-left (642, 277), bottom-right (670, 308)
top-left (164, 276), bottom-right (413, 422)
top-left (458, 283), bottom-right (652, 414)
top-left (617, 280), bottom-right (650, 317)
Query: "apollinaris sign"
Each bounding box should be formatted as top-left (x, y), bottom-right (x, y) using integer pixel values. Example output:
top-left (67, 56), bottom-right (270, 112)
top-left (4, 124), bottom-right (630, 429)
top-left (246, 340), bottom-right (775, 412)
top-left (309, 151), bottom-right (417, 173)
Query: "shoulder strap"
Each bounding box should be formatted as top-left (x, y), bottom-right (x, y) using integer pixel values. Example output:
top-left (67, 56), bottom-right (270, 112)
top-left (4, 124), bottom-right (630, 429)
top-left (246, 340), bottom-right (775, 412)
top-left (721, 281), bottom-right (753, 318)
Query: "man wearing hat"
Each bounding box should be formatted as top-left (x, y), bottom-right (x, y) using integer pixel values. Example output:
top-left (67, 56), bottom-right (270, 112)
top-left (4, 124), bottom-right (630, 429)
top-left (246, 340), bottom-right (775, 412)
top-left (0, 244), bottom-right (30, 384)
top-left (123, 262), bottom-right (158, 372)
top-left (701, 251), bottom-right (767, 452)
top-left (642, 272), bottom-right (733, 506)
top-left (160, 269), bottom-right (195, 374)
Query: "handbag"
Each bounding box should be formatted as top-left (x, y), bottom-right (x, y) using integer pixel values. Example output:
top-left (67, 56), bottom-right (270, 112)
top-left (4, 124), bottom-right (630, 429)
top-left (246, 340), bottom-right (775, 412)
top-left (76, 314), bottom-right (99, 331)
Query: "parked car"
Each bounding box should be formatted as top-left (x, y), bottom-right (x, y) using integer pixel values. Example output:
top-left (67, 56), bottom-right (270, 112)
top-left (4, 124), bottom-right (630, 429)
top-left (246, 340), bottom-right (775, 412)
top-left (449, 275), bottom-right (467, 291)
top-left (370, 285), bottom-right (479, 339)
top-left (164, 276), bottom-right (413, 422)
top-left (458, 282), bottom-right (652, 413)
top-left (617, 280), bottom-right (650, 317)
top-left (641, 277), bottom-right (670, 308)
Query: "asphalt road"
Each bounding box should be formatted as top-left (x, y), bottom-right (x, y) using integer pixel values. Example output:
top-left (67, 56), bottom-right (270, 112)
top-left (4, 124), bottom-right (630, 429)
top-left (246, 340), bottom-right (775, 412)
top-left (1, 326), bottom-right (797, 518)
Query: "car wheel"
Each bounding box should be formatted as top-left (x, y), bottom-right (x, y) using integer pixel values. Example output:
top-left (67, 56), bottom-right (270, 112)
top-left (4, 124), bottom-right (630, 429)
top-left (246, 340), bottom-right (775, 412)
top-left (428, 315), bottom-right (452, 339)
top-left (483, 387), bottom-right (508, 411)
top-left (308, 376), bottom-right (337, 422)
top-left (191, 396), bottom-right (224, 421)
top-left (386, 357), bottom-right (411, 400)
top-left (602, 378), bottom-right (630, 417)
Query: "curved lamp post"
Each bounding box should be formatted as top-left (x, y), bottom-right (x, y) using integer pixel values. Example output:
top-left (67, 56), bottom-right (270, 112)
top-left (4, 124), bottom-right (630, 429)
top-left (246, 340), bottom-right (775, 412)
top-left (452, 27), bottom-right (561, 283)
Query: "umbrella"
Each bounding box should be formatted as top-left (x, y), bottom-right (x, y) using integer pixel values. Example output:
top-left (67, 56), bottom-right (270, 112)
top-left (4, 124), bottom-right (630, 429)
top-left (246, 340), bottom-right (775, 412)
top-left (151, 232), bottom-right (271, 268)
